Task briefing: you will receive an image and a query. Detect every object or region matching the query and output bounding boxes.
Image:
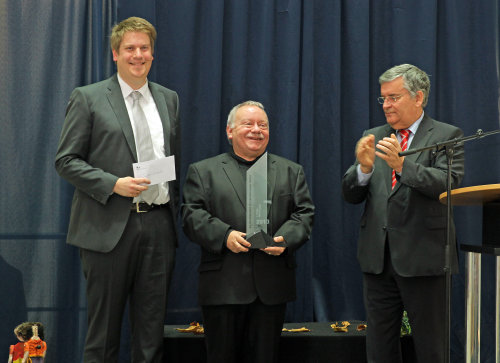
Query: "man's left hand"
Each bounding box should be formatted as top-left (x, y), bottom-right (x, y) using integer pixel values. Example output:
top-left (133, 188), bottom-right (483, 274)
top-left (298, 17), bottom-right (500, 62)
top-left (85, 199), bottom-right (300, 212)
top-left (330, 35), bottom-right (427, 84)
top-left (260, 236), bottom-right (286, 256)
top-left (375, 133), bottom-right (405, 173)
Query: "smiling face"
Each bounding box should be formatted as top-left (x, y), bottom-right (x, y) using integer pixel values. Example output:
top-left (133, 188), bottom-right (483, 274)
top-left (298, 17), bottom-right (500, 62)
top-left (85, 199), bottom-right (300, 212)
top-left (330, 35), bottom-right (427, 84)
top-left (112, 31), bottom-right (153, 89)
top-left (226, 105), bottom-right (269, 160)
top-left (381, 77), bottom-right (424, 130)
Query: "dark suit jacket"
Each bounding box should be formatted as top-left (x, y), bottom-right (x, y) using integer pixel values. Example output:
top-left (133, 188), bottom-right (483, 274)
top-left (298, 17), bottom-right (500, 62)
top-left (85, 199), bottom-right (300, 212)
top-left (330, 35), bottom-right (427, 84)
top-left (342, 115), bottom-right (464, 276)
top-left (182, 152), bottom-right (314, 306)
top-left (55, 74), bottom-right (180, 252)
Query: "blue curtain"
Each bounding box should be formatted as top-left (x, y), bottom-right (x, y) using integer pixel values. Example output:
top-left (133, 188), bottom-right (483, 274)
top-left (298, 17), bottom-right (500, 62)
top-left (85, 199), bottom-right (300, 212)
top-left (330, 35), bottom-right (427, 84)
top-left (0, 1), bottom-right (116, 361)
top-left (1, 0), bottom-right (500, 361)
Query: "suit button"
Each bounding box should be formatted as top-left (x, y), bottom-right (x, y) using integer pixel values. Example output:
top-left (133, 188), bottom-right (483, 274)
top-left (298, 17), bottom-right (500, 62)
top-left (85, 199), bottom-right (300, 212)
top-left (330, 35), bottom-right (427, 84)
top-left (382, 226), bottom-right (387, 231)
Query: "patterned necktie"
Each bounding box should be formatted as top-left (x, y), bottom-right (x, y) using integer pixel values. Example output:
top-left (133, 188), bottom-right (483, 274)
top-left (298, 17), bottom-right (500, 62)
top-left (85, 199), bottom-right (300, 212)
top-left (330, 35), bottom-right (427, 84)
top-left (131, 91), bottom-right (159, 204)
top-left (391, 129), bottom-right (410, 189)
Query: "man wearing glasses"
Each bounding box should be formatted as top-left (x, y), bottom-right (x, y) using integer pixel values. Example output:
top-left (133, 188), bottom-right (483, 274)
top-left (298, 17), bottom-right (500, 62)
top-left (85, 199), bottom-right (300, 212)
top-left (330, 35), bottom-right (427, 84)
top-left (342, 64), bottom-right (464, 362)
top-left (182, 101), bottom-right (314, 363)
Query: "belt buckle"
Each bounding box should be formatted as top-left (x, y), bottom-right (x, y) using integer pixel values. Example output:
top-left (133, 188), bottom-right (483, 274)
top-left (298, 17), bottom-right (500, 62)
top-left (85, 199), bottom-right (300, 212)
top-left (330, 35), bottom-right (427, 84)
top-left (135, 202), bottom-right (147, 213)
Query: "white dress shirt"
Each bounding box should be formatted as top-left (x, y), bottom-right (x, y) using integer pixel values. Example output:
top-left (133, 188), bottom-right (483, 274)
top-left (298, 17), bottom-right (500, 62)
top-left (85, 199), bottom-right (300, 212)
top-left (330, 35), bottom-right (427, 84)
top-left (117, 74), bottom-right (170, 204)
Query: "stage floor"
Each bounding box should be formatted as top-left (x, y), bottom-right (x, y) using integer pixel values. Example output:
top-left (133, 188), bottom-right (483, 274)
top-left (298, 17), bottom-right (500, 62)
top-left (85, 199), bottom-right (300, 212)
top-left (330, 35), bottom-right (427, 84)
top-left (164, 321), bottom-right (416, 362)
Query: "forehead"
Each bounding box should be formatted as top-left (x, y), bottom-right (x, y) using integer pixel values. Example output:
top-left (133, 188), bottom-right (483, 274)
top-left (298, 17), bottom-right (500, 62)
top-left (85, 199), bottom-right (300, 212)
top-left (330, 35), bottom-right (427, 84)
top-left (235, 105), bottom-right (268, 121)
top-left (120, 31), bottom-right (151, 47)
top-left (380, 77), bottom-right (405, 94)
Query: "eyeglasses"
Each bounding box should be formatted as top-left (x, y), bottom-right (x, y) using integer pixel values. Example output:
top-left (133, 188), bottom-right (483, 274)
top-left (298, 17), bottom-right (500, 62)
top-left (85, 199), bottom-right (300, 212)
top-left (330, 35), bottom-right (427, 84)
top-left (377, 94), bottom-right (405, 105)
top-left (237, 121), bottom-right (269, 130)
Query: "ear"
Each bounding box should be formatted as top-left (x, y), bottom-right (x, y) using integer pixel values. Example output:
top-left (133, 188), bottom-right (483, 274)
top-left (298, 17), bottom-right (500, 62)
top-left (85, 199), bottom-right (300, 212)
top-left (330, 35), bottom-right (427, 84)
top-left (415, 90), bottom-right (424, 107)
top-left (226, 125), bottom-right (233, 140)
top-left (112, 49), bottom-right (119, 62)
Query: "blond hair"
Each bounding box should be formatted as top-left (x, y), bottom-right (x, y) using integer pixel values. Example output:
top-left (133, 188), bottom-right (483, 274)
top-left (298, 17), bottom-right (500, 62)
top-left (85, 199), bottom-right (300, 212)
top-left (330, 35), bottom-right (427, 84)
top-left (110, 17), bottom-right (157, 53)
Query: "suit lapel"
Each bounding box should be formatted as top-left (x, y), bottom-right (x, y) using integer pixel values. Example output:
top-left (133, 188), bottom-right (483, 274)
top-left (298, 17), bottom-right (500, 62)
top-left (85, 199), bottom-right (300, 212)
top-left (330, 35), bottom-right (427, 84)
top-left (378, 124), bottom-right (395, 195)
top-left (267, 154), bottom-right (277, 215)
top-left (150, 83), bottom-right (172, 155)
top-left (390, 115), bottom-right (434, 193)
top-left (221, 152), bottom-right (274, 212)
top-left (106, 75), bottom-right (138, 161)
top-left (405, 115), bottom-right (433, 164)
top-left (221, 154), bottom-right (246, 209)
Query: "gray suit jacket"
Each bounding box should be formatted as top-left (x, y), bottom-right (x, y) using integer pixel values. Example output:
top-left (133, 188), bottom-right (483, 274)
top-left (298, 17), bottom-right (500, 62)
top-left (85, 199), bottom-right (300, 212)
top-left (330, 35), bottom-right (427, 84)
top-left (342, 115), bottom-right (464, 276)
top-left (182, 152), bottom-right (314, 305)
top-left (55, 74), bottom-right (180, 252)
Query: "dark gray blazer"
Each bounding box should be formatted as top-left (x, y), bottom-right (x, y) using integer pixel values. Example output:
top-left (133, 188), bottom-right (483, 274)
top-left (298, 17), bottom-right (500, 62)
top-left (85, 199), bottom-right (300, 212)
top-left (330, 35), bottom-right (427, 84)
top-left (342, 115), bottom-right (464, 276)
top-left (182, 152), bottom-right (314, 306)
top-left (55, 74), bottom-right (180, 252)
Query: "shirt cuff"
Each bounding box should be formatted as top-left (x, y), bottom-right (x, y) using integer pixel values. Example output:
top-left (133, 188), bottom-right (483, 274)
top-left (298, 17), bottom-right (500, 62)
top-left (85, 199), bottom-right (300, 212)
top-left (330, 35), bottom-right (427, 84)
top-left (356, 164), bottom-right (373, 186)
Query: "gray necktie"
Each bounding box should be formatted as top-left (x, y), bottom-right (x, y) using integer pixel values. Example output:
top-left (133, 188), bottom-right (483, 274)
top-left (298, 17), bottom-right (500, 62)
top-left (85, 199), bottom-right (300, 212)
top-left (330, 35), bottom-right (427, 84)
top-left (131, 91), bottom-right (159, 204)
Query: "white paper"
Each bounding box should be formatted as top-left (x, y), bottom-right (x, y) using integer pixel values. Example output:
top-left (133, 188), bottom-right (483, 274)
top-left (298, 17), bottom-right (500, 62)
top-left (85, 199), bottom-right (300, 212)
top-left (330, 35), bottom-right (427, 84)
top-left (133, 156), bottom-right (176, 185)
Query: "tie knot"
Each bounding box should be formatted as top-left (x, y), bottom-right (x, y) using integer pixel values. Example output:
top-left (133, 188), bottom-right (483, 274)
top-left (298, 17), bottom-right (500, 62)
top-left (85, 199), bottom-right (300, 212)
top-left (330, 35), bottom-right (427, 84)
top-left (131, 91), bottom-right (142, 101)
top-left (399, 129), bottom-right (410, 139)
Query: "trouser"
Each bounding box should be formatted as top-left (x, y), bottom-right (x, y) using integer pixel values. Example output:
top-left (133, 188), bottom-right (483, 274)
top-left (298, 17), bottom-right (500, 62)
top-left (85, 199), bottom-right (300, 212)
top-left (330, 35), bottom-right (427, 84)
top-left (80, 206), bottom-right (176, 363)
top-left (202, 297), bottom-right (287, 363)
top-left (363, 245), bottom-right (446, 363)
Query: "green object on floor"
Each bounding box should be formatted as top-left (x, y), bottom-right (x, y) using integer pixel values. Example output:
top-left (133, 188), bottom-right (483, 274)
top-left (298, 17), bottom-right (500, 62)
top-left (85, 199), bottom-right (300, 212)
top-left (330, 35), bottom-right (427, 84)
top-left (401, 310), bottom-right (412, 336)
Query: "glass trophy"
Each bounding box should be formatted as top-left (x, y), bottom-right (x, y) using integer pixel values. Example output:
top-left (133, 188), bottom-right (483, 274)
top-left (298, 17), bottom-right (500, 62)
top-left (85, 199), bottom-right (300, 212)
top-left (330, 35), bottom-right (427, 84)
top-left (246, 152), bottom-right (274, 249)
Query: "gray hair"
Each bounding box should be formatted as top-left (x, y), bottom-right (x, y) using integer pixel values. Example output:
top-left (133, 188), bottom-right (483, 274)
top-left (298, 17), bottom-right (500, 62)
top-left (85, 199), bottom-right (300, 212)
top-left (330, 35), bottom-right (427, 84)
top-left (226, 100), bottom-right (266, 128)
top-left (379, 64), bottom-right (431, 107)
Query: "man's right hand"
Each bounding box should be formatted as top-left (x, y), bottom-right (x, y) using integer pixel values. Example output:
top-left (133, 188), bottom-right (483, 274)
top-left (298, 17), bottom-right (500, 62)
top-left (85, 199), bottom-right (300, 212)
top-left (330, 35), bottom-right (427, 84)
top-left (226, 230), bottom-right (251, 253)
top-left (113, 177), bottom-right (151, 197)
top-left (356, 134), bottom-right (375, 174)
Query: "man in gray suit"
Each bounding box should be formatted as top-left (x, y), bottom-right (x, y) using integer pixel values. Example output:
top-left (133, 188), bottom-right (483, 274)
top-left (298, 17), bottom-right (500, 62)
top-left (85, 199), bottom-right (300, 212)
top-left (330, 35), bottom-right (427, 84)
top-left (342, 64), bottom-right (464, 362)
top-left (55, 17), bottom-right (180, 362)
top-left (182, 101), bottom-right (314, 363)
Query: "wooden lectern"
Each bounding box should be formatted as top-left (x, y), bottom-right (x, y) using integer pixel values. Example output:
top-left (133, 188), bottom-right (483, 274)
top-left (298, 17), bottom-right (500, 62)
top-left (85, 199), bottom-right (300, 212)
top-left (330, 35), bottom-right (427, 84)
top-left (440, 184), bottom-right (500, 363)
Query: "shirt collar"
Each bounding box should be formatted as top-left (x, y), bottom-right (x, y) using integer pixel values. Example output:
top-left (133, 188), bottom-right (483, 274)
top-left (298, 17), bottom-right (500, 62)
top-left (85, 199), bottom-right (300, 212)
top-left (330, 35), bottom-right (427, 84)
top-left (229, 148), bottom-right (266, 166)
top-left (117, 73), bottom-right (150, 100)
top-left (404, 111), bottom-right (424, 135)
